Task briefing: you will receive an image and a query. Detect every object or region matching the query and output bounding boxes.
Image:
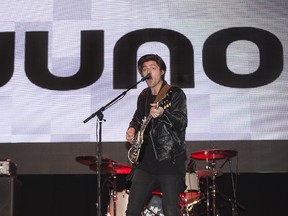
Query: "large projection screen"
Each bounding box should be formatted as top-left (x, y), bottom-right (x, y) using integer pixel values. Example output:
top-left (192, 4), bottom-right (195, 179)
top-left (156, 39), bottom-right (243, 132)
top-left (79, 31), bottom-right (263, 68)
top-left (0, 1), bottom-right (287, 174)
top-left (0, 1), bottom-right (287, 143)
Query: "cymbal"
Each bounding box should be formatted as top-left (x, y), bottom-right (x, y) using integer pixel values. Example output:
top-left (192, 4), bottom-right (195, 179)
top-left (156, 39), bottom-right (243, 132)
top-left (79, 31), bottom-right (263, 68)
top-left (75, 156), bottom-right (114, 166)
top-left (197, 169), bottom-right (223, 179)
top-left (191, 149), bottom-right (237, 160)
top-left (89, 162), bottom-right (132, 175)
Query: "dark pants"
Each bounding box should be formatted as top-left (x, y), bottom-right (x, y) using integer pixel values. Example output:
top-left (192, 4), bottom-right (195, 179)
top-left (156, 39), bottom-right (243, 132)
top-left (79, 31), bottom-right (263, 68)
top-left (126, 169), bottom-right (185, 216)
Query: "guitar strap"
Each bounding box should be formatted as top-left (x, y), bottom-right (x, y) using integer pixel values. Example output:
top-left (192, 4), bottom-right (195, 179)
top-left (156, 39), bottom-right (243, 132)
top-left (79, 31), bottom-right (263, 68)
top-left (153, 84), bottom-right (171, 103)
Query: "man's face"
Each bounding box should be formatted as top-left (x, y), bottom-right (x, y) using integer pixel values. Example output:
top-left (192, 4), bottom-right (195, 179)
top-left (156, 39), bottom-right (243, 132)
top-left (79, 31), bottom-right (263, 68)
top-left (141, 60), bottom-right (164, 89)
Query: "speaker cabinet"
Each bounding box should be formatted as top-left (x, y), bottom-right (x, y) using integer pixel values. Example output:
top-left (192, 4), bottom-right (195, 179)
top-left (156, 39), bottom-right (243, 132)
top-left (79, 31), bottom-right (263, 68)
top-left (0, 177), bottom-right (21, 216)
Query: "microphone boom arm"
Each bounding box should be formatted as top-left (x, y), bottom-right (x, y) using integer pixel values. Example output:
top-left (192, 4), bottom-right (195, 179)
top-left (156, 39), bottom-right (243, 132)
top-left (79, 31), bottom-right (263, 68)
top-left (83, 74), bottom-right (149, 123)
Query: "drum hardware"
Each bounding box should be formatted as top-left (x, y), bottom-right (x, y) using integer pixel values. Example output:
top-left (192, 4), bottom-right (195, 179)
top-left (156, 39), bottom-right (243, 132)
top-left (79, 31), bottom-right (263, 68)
top-left (181, 193), bottom-right (206, 214)
top-left (75, 155), bottom-right (97, 166)
top-left (90, 162), bottom-right (131, 216)
top-left (197, 169), bottom-right (223, 179)
top-left (90, 163), bottom-right (131, 216)
top-left (191, 148), bottom-right (238, 216)
top-left (181, 171), bottom-right (202, 215)
top-left (76, 155), bottom-right (132, 175)
top-left (75, 156), bottom-right (116, 168)
top-left (75, 155), bottom-right (132, 215)
top-left (191, 149), bottom-right (237, 160)
top-left (89, 162), bottom-right (132, 175)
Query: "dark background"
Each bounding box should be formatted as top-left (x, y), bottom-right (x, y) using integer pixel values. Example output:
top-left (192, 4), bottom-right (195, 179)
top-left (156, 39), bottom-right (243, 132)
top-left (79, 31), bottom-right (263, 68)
top-left (1, 141), bottom-right (288, 216)
top-left (6, 173), bottom-right (288, 216)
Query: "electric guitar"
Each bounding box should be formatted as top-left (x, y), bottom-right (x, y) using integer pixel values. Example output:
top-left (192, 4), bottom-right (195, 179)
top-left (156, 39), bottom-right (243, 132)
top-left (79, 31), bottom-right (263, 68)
top-left (128, 91), bottom-right (172, 164)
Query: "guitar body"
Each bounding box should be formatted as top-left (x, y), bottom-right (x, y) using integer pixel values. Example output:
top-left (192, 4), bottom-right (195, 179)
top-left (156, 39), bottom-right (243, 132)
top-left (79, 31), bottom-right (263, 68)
top-left (128, 130), bottom-right (144, 164)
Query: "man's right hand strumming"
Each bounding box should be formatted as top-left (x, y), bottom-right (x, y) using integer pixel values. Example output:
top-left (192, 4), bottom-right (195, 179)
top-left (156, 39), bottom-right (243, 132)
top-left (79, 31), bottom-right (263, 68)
top-left (126, 127), bottom-right (135, 145)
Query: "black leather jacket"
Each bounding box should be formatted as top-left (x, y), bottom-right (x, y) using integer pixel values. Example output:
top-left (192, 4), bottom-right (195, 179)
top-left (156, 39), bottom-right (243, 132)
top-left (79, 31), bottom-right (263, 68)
top-left (129, 82), bottom-right (187, 162)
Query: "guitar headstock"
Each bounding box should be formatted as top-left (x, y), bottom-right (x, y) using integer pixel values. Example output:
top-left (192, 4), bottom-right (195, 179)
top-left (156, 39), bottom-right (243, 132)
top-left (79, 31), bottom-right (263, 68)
top-left (156, 90), bottom-right (172, 110)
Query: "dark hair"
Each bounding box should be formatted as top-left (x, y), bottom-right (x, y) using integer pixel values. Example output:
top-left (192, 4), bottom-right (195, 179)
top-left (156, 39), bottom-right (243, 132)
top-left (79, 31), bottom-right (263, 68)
top-left (137, 54), bottom-right (167, 79)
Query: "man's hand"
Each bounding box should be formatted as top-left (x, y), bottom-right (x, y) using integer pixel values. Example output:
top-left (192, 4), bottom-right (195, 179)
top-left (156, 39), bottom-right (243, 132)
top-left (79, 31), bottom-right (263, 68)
top-left (150, 103), bottom-right (164, 118)
top-left (126, 127), bottom-right (135, 144)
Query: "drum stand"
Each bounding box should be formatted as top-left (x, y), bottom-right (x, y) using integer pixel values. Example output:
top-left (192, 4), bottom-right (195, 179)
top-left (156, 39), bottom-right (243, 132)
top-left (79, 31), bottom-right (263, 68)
top-left (190, 149), bottom-right (246, 216)
top-left (204, 156), bottom-right (245, 216)
top-left (205, 159), bottom-right (219, 216)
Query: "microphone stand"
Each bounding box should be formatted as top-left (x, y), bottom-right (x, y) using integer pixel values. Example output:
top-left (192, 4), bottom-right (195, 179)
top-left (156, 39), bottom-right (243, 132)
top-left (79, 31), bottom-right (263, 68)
top-left (83, 74), bottom-right (150, 216)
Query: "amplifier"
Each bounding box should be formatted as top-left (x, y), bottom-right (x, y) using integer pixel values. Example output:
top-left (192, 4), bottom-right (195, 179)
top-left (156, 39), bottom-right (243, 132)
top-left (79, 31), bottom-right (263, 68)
top-left (0, 160), bottom-right (17, 176)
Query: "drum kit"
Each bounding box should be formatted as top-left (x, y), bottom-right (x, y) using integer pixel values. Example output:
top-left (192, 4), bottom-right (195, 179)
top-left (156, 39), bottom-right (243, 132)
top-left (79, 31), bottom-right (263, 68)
top-left (75, 155), bottom-right (132, 216)
top-left (75, 148), bottom-right (242, 216)
top-left (181, 148), bottom-right (240, 216)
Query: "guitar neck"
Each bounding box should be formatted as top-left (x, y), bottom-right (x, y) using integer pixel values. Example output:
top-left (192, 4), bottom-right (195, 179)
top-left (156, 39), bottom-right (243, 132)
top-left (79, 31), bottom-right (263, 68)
top-left (140, 114), bottom-right (153, 131)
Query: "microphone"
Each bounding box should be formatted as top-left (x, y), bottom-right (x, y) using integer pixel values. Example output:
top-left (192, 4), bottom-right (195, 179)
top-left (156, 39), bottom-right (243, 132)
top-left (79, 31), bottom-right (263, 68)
top-left (141, 73), bottom-right (151, 81)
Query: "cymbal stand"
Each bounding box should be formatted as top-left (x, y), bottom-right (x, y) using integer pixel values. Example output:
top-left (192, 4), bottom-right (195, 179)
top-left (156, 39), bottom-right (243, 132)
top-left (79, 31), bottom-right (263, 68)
top-left (205, 157), bottom-right (218, 216)
top-left (210, 160), bottom-right (217, 216)
top-left (111, 171), bottom-right (117, 216)
top-left (205, 158), bottom-right (210, 216)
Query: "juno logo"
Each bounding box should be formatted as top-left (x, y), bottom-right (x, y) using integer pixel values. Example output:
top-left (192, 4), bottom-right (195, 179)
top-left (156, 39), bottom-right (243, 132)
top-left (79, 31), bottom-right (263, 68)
top-left (0, 27), bottom-right (283, 90)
